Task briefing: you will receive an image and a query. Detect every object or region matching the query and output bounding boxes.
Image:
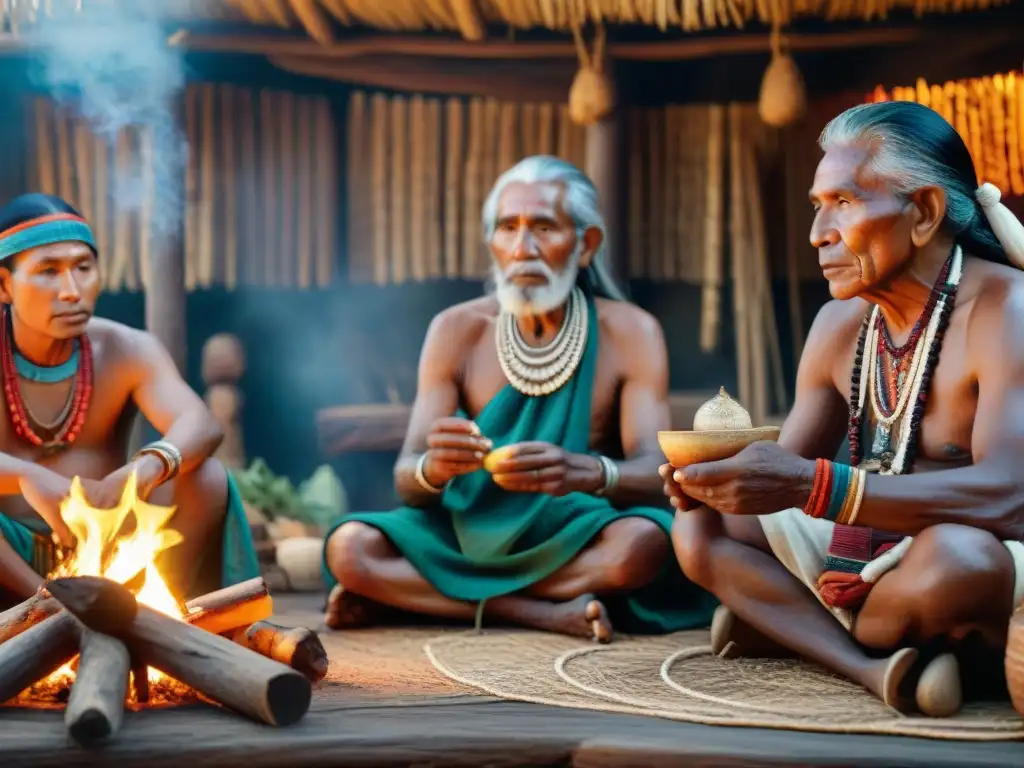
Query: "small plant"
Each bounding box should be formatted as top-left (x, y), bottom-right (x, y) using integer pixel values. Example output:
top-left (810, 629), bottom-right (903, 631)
top-left (232, 459), bottom-right (348, 533)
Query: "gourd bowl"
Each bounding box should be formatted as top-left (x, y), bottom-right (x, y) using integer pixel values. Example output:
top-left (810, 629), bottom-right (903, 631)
top-left (657, 426), bottom-right (781, 468)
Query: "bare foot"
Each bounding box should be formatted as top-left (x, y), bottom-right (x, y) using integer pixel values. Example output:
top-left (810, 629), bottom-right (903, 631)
top-left (916, 652), bottom-right (962, 717)
top-left (873, 647), bottom-right (920, 712)
top-left (323, 584), bottom-right (393, 630)
top-left (525, 594), bottom-right (613, 643)
top-left (711, 606), bottom-right (797, 659)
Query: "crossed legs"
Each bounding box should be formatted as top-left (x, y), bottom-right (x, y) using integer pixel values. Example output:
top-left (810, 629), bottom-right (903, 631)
top-left (323, 516), bottom-right (670, 641)
top-left (672, 506), bottom-right (1017, 712)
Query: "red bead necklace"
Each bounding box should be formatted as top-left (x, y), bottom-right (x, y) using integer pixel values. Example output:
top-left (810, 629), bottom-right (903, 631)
top-left (871, 255), bottom-right (953, 419)
top-left (0, 307), bottom-right (93, 448)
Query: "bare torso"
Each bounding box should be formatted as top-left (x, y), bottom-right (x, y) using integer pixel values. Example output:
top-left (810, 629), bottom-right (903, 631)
top-left (326, 291), bottom-right (674, 637)
top-left (0, 318), bottom-right (143, 522)
top-left (814, 256), bottom-right (1021, 472)
top-left (449, 295), bottom-right (645, 455)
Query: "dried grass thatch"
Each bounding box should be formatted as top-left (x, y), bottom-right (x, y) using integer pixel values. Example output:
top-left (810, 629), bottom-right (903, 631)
top-left (869, 71), bottom-right (1024, 199)
top-left (222, 0), bottom-right (1014, 38)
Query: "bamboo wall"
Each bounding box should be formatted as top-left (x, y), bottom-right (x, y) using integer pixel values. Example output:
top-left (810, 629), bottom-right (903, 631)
top-left (869, 71), bottom-right (1024, 199)
top-left (345, 91), bottom-right (588, 284)
top-left (345, 89), bottom-right (783, 289)
top-left (27, 85), bottom-right (338, 292)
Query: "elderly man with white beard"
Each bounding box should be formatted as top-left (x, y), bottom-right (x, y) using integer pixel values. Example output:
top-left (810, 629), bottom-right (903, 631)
top-left (321, 156), bottom-right (717, 639)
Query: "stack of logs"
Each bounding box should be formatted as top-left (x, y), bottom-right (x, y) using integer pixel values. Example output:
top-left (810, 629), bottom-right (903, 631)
top-left (0, 577), bottom-right (327, 746)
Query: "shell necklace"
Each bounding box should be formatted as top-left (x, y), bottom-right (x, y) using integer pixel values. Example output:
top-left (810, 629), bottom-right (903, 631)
top-left (495, 285), bottom-right (588, 397)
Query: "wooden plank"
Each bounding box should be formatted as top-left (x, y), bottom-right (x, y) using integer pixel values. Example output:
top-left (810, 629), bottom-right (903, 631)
top-left (0, 596), bottom-right (1018, 768)
top-left (0, 697), bottom-right (1020, 768)
top-left (315, 402), bottom-right (411, 455)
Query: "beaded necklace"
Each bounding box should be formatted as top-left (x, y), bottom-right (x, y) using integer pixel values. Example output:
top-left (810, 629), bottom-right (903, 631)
top-left (495, 285), bottom-right (588, 397)
top-left (848, 245), bottom-right (963, 475)
top-left (0, 306), bottom-right (94, 452)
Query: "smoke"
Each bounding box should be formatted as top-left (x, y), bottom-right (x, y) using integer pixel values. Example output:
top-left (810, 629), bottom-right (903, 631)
top-left (28, 3), bottom-right (187, 238)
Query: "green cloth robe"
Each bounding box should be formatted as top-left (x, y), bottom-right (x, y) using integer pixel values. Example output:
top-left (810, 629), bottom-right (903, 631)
top-left (0, 474), bottom-right (260, 596)
top-left (322, 293), bottom-right (717, 633)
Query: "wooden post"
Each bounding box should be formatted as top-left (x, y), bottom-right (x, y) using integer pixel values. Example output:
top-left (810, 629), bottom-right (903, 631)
top-left (145, 101), bottom-right (188, 373)
top-left (132, 108), bottom-right (187, 454)
top-left (584, 103), bottom-right (628, 293)
top-left (145, 233), bottom-right (187, 372)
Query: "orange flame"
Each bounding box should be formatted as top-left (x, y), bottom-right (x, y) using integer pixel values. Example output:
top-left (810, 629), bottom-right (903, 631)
top-left (32, 472), bottom-right (188, 700)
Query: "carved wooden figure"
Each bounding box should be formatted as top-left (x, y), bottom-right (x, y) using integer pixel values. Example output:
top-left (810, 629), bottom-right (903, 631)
top-left (201, 333), bottom-right (247, 470)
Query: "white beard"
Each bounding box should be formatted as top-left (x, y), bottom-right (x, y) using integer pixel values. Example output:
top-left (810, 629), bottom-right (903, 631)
top-left (492, 247), bottom-right (581, 317)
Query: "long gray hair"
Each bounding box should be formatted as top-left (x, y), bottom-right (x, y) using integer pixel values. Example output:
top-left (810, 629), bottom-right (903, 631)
top-left (818, 101), bottom-right (1008, 265)
top-left (481, 155), bottom-right (626, 300)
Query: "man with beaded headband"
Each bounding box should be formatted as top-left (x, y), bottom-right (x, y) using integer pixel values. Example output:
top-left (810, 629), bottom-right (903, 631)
top-left (322, 156), bottom-right (716, 639)
top-left (663, 101), bottom-right (1024, 716)
top-left (0, 193), bottom-right (258, 605)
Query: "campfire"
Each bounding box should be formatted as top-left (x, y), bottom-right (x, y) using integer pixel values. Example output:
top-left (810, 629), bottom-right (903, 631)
top-left (0, 474), bottom-right (328, 746)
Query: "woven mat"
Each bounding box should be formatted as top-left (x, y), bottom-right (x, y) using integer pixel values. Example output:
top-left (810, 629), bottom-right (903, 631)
top-left (424, 629), bottom-right (1024, 741)
top-left (312, 627), bottom-right (477, 710)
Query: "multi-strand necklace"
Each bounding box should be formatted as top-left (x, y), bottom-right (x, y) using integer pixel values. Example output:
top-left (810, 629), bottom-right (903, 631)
top-left (847, 245), bottom-right (963, 475)
top-left (0, 307), bottom-right (93, 453)
top-left (495, 285), bottom-right (588, 397)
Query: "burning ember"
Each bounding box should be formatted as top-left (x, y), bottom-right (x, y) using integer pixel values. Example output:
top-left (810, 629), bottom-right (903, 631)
top-left (0, 472), bottom-right (328, 747)
top-left (21, 473), bottom-right (189, 708)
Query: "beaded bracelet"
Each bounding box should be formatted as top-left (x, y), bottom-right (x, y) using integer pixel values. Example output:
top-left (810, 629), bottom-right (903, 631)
top-left (802, 458), bottom-right (866, 525)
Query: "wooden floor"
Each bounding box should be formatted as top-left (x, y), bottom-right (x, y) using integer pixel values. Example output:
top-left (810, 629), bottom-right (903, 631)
top-left (0, 594), bottom-right (1021, 768)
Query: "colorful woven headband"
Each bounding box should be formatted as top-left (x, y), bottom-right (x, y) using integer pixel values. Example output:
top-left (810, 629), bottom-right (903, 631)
top-left (0, 213), bottom-right (97, 263)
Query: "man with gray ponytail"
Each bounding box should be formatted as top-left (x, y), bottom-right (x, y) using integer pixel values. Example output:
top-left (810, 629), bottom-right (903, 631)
top-left (323, 156), bottom-right (716, 640)
top-left (664, 101), bottom-right (1024, 716)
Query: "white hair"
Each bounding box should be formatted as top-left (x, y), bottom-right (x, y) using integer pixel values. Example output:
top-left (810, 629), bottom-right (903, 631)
top-left (818, 102), bottom-right (1008, 264)
top-left (481, 155), bottom-right (626, 301)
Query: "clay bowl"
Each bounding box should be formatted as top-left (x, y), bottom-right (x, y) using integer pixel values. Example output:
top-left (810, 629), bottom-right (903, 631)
top-left (1007, 609), bottom-right (1024, 716)
top-left (657, 426), bottom-right (781, 468)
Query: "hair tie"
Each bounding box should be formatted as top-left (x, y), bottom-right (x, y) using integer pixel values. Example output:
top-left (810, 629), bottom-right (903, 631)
top-left (974, 183), bottom-right (1024, 269)
top-left (975, 182), bottom-right (1002, 209)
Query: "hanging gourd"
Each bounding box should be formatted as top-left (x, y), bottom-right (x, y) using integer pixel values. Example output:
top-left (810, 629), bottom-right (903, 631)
top-left (568, 22), bottom-right (615, 127)
top-left (758, 24), bottom-right (807, 128)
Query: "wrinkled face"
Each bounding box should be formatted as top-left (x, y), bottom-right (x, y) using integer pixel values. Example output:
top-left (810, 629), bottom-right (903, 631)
top-left (0, 241), bottom-right (100, 339)
top-left (488, 181), bottom-right (592, 316)
top-left (809, 145), bottom-right (917, 300)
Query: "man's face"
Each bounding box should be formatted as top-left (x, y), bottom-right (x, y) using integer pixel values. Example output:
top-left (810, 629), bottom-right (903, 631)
top-left (489, 181), bottom-right (592, 316)
top-left (809, 145), bottom-right (917, 301)
top-left (0, 241), bottom-right (100, 339)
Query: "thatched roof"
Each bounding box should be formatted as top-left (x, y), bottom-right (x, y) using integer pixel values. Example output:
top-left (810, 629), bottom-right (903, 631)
top-left (222, 0), bottom-right (1014, 42)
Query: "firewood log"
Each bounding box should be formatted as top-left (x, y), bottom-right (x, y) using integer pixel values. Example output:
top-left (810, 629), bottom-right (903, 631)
top-left (47, 577), bottom-right (310, 727)
top-left (230, 621), bottom-right (328, 683)
top-left (186, 576), bottom-right (268, 611)
top-left (45, 576), bottom-right (139, 635)
top-left (0, 593), bottom-right (60, 644)
top-left (0, 611), bottom-right (78, 704)
top-left (184, 576), bottom-right (274, 635)
top-left (65, 626), bottom-right (130, 746)
top-left (131, 663), bottom-right (150, 704)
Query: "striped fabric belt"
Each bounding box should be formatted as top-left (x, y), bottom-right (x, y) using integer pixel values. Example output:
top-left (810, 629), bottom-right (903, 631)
top-left (817, 525), bottom-right (906, 610)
